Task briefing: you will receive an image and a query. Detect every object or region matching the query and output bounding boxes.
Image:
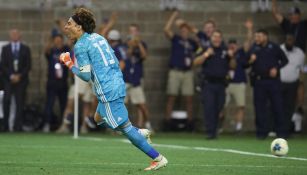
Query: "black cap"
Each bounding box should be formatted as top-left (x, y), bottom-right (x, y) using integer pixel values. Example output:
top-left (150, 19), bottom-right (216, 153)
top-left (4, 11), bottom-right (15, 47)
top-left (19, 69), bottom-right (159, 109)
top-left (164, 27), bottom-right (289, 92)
top-left (289, 7), bottom-right (301, 15)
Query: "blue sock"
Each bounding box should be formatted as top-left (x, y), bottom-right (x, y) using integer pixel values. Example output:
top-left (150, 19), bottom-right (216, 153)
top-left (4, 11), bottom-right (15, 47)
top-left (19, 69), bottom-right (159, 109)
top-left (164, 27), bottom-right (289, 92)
top-left (134, 126), bottom-right (139, 131)
top-left (120, 124), bottom-right (159, 159)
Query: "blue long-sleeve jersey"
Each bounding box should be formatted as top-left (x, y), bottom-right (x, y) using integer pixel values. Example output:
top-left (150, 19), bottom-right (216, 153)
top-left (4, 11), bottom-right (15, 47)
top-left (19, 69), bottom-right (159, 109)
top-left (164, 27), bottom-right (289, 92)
top-left (72, 32), bottom-right (126, 103)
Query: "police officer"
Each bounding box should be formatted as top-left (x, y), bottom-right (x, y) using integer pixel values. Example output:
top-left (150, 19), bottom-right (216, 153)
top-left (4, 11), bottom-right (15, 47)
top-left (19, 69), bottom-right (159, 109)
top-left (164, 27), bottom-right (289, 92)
top-left (249, 29), bottom-right (288, 139)
top-left (193, 30), bottom-right (236, 139)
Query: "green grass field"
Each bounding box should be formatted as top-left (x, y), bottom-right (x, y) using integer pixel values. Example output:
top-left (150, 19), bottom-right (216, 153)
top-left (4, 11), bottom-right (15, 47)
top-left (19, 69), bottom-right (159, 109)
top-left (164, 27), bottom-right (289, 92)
top-left (0, 132), bottom-right (306, 175)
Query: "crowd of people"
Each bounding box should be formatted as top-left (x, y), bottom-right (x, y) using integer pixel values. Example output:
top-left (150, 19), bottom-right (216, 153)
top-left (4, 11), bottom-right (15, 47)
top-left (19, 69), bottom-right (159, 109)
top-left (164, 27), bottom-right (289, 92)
top-left (0, 0), bottom-right (306, 140)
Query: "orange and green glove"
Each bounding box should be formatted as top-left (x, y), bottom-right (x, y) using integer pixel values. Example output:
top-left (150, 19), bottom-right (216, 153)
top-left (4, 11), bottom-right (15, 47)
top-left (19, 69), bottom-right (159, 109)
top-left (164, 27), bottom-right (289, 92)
top-left (59, 52), bottom-right (74, 69)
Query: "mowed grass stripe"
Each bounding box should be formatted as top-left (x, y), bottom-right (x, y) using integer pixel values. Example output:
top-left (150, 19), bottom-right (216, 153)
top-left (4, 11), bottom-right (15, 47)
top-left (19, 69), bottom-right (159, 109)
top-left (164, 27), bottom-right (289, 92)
top-left (1, 160), bottom-right (307, 169)
top-left (82, 136), bottom-right (307, 162)
top-left (1, 133), bottom-right (307, 175)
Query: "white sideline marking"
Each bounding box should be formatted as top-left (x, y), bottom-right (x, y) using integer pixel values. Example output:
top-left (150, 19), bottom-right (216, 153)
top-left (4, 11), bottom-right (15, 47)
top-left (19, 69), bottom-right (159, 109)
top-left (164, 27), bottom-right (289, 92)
top-left (82, 137), bottom-right (307, 162)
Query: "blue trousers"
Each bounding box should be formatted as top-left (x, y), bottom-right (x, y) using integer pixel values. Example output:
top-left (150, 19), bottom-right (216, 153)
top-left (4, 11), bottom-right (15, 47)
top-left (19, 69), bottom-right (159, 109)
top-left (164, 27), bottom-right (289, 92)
top-left (253, 79), bottom-right (287, 138)
top-left (202, 82), bottom-right (226, 137)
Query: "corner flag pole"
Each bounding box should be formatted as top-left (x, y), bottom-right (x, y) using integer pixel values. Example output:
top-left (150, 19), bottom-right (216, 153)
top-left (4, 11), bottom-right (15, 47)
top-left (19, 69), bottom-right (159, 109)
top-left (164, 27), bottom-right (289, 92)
top-left (73, 75), bottom-right (79, 139)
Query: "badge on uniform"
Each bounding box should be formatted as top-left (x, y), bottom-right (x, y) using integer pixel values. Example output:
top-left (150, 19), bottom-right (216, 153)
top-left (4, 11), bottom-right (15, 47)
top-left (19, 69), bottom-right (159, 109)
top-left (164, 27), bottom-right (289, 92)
top-left (185, 57), bottom-right (191, 67)
top-left (130, 67), bottom-right (134, 74)
top-left (55, 63), bottom-right (63, 79)
top-left (268, 44), bottom-right (273, 49)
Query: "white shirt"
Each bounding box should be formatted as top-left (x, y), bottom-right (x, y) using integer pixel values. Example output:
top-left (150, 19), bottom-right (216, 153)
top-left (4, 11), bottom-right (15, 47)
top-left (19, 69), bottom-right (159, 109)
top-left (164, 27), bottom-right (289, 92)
top-left (11, 41), bottom-right (20, 53)
top-left (280, 44), bottom-right (305, 83)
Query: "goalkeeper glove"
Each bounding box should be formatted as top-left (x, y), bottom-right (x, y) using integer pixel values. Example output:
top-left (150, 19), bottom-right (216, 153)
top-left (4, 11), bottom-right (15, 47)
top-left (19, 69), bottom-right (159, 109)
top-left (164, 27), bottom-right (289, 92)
top-left (59, 52), bottom-right (74, 69)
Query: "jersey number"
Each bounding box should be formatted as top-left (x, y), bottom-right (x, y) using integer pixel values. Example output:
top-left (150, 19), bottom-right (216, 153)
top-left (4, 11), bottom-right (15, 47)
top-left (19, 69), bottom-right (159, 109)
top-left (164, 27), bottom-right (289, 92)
top-left (93, 40), bottom-right (115, 66)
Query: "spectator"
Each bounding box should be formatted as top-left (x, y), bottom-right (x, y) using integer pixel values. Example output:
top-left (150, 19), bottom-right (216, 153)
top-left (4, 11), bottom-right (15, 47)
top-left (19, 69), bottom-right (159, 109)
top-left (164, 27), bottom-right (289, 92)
top-left (280, 34), bottom-right (305, 134)
top-left (108, 29), bottom-right (151, 129)
top-left (273, 0), bottom-right (307, 119)
top-left (51, 19), bottom-right (66, 38)
top-left (222, 19), bottom-right (254, 133)
top-left (272, 0), bottom-right (307, 51)
top-left (193, 30), bottom-right (236, 139)
top-left (0, 29), bottom-right (31, 132)
top-left (190, 19), bottom-right (216, 49)
top-left (108, 29), bottom-right (127, 71)
top-left (224, 39), bottom-right (249, 133)
top-left (163, 11), bottom-right (198, 130)
top-left (123, 24), bottom-right (152, 130)
top-left (248, 29), bottom-right (288, 139)
top-left (98, 12), bottom-right (118, 37)
top-left (42, 34), bottom-right (70, 132)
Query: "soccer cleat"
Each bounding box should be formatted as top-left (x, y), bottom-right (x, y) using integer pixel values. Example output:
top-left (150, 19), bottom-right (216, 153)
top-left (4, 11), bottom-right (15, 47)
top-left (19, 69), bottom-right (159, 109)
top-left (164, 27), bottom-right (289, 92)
top-left (144, 155), bottom-right (168, 171)
top-left (84, 116), bottom-right (97, 129)
top-left (138, 129), bottom-right (152, 144)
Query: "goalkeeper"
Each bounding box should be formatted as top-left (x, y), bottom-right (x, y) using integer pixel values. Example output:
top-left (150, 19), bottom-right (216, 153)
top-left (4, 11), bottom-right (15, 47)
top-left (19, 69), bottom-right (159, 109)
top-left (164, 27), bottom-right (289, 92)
top-left (60, 8), bottom-right (167, 171)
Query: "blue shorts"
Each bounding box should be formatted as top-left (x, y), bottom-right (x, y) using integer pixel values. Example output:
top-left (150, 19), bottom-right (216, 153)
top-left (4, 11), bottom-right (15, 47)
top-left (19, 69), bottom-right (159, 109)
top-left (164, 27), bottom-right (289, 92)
top-left (96, 97), bottom-right (128, 129)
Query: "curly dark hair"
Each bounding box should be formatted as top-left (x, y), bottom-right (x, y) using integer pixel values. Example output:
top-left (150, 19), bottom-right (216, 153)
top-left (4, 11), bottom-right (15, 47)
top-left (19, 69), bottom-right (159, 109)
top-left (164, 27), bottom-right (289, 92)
top-left (73, 8), bottom-right (96, 34)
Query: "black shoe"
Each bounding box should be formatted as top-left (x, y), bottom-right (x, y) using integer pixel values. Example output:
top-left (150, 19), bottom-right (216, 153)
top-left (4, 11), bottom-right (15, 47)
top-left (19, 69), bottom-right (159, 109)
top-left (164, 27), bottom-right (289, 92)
top-left (162, 119), bottom-right (171, 132)
top-left (187, 120), bottom-right (195, 132)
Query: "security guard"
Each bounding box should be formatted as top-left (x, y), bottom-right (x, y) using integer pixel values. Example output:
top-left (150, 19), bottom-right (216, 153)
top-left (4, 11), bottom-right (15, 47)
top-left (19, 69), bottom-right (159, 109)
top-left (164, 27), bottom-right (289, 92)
top-left (249, 29), bottom-right (288, 139)
top-left (193, 30), bottom-right (236, 139)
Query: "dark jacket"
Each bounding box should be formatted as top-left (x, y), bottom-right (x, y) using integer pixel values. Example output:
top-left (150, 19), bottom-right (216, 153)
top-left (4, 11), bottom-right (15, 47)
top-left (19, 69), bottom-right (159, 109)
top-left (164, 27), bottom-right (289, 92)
top-left (0, 42), bottom-right (31, 84)
top-left (249, 41), bottom-right (288, 79)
